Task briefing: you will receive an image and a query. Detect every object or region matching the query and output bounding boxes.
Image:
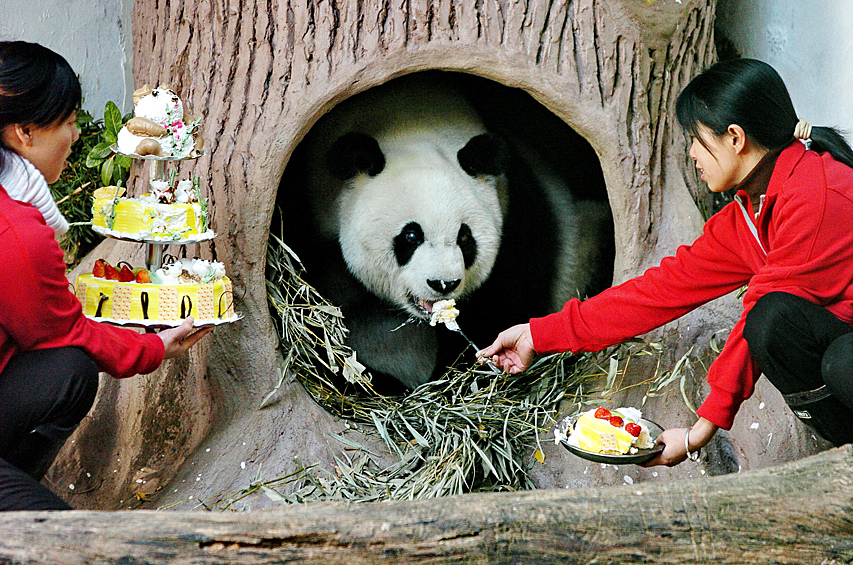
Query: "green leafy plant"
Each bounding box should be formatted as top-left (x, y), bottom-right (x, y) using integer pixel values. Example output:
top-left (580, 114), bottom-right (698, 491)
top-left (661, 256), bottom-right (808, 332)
top-left (85, 101), bottom-right (132, 187)
top-left (49, 109), bottom-right (107, 267)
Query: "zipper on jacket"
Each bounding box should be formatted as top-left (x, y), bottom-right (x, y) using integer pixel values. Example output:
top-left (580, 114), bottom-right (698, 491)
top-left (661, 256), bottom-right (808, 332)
top-left (734, 194), bottom-right (767, 255)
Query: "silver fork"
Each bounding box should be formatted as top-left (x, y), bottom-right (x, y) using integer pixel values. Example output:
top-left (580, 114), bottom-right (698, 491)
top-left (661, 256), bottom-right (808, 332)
top-left (444, 320), bottom-right (503, 375)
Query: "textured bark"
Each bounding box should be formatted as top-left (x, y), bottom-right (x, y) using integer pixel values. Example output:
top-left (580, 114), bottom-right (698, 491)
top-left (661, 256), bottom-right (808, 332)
top-left (9, 446), bottom-right (853, 564)
top-left (47, 0), bottom-right (828, 513)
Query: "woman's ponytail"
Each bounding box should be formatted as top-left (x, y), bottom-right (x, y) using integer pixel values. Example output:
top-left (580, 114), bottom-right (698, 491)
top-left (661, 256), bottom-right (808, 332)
top-left (809, 126), bottom-right (853, 169)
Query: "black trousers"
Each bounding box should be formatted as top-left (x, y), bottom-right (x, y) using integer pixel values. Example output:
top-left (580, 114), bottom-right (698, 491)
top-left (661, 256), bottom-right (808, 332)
top-left (0, 347), bottom-right (99, 511)
top-left (744, 292), bottom-right (853, 446)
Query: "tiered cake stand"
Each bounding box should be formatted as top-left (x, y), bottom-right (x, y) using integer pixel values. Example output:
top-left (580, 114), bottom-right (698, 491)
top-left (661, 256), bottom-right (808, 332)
top-left (87, 148), bottom-right (240, 329)
top-left (133, 153), bottom-right (215, 272)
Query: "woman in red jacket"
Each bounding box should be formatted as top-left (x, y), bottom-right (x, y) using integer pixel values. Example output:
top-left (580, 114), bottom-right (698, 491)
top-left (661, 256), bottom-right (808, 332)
top-left (0, 41), bottom-right (213, 510)
top-left (480, 58), bottom-right (853, 466)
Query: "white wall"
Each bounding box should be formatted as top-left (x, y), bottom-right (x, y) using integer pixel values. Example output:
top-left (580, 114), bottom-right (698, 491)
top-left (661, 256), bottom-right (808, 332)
top-left (0, 0), bottom-right (134, 117)
top-left (717, 0), bottom-right (853, 143)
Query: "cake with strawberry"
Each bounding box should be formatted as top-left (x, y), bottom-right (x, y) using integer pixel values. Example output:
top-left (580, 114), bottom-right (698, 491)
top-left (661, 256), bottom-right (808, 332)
top-left (555, 407), bottom-right (656, 455)
top-left (91, 180), bottom-right (214, 243)
top-left (75, 257), bottom-right (236, 326)
top-left (116, 84), bottom-right (203, 159)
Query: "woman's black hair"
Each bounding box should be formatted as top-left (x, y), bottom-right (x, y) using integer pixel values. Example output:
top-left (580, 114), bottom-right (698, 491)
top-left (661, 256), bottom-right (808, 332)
top-left (676, 58), bottom-right (853, 170)
top-left (0, 41), bottom-right (82, 174)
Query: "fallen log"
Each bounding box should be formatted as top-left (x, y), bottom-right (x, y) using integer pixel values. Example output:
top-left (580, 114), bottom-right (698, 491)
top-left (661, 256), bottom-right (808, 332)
top-left (3, 446), bottom-right (853, 564)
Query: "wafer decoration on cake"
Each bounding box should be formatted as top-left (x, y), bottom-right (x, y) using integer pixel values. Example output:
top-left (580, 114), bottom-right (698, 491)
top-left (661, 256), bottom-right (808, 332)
top-left (197, 284), bottom-right (215, 319)
top-left (76, 281), bottom-right (87, 305)
top-left (112, 285), bottom-right (133, 320)
top-left (158, 287), bottom-right (180, 321)
top-left (222, 280), bottom-right (235, 318)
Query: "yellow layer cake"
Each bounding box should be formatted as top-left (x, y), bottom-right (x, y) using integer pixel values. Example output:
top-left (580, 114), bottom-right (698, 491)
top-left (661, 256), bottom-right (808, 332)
top-left (92, 196), bottom-right (214, 242)
top-left (76, 273), bottom-right (235, 325)
top-left (572, 412), bottom-right (635, 454)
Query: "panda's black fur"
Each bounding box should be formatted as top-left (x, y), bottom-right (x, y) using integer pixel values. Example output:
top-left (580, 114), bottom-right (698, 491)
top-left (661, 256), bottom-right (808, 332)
top-left (277, 72), bottom-right (612, 393)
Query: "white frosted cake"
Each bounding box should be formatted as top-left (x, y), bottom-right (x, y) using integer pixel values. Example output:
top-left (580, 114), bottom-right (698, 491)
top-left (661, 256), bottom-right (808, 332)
top-left (115, 84), bottom-right (202, 159)
top-left (91, 181), bottom-right (214, 242)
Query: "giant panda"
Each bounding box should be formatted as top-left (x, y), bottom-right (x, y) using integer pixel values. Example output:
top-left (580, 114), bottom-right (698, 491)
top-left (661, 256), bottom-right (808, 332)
top-left (280, 72), bottom-right (611, 392)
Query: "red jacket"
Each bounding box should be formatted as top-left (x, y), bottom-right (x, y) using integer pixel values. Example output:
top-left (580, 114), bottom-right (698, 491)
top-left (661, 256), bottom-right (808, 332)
top-left (0, 184), bottom-right (164, 379)
top-left (531, 142), bottom-right (853, 430)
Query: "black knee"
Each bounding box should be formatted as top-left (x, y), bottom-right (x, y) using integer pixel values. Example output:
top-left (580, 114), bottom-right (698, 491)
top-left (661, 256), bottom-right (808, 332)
top-left (744, 292), bottom-right (793, 360)
top-left (822, 333), bottom-right (853, 408)
top-left (0, 457), bottom-right (71, 511)
top-left (63, 348), bottom-right (99, 426)
top-left (46, 348), bottom-right (99, 433)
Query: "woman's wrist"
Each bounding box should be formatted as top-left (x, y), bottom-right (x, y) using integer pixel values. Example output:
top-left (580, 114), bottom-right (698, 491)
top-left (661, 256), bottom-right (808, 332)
top-left (685, 417), bottom-right (718, 459)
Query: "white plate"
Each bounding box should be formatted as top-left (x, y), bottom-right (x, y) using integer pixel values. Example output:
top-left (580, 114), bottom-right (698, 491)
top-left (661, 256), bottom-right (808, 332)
top-left (86, 312), bottom-right (242, 330)
top-left (110, 144), bottom-right (205, 161)
top-left (91, 224), bottom-right (216, 245)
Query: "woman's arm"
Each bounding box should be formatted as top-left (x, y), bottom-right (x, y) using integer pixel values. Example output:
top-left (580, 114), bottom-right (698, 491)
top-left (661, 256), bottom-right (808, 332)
top-left (0, 206), bottom-right (165, 377)
top-left (530, 209), bottom-right (755, 356)
top-left (642, 417), bottom-right (718, 467)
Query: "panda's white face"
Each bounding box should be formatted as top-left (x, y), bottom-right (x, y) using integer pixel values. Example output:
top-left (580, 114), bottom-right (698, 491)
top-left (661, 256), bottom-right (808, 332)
top-left (337, 143), bottom-right (506, 319)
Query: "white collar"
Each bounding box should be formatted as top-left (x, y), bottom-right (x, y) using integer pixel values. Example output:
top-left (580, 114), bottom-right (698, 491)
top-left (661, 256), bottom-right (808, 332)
top-left (0, 149), bottom-right (69, 238)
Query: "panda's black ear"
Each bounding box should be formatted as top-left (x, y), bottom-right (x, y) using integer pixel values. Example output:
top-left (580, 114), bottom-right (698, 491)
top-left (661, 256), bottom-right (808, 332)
top-left (326, 132), bottom-right (386, 180)
top-left (457, 133), bottom-right (510, 177)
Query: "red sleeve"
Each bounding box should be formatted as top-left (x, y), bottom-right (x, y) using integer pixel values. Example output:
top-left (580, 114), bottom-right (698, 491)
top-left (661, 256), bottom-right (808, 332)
top-left (530, 205), bottom-right (753, 355)
top-left (0, 206), bottom-right (164, 378)
top-left (529, 206), bottom-right (759, 430)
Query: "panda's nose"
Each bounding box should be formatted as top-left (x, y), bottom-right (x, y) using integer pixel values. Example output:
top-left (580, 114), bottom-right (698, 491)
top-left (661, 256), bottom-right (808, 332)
top-left (427, 279), bottom-right (461, 295)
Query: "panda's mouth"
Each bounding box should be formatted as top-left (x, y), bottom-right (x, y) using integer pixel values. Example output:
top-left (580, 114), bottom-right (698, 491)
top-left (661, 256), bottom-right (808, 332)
top-left (409, 296), bottom-right (460, 320)
top-left (416, 298), bottom-right (436, 317)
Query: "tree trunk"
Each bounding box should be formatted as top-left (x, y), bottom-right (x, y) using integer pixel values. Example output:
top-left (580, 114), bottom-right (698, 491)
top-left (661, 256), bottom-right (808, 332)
top-left (48, 0), bottom-right (827, 511)
top-left (8, 446), bottom-right (853, 564)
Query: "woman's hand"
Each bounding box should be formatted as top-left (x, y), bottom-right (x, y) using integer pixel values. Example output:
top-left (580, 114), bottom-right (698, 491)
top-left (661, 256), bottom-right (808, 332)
top-left (641, 418), bottom-right (718, 467)
top-left (477, 323), bottom-right (536, 374)
top-left (158, 317), bottom-right (214, 359)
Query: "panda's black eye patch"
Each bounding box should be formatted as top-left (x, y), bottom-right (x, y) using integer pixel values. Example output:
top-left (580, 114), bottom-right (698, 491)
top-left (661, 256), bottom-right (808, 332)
top-left (394, 222), bottom-right (424, 266)
top-left (457, 223), bottom-right (477, 269)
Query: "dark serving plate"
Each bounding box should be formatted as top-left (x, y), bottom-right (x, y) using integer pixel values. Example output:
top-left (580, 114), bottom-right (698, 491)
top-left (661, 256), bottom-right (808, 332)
top-left (559, 415), bottom-right (664, 465)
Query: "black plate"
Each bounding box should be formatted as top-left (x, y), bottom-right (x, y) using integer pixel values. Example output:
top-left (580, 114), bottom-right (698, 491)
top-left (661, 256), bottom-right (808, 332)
top-left (559, 416), bottom-right (664, 465)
